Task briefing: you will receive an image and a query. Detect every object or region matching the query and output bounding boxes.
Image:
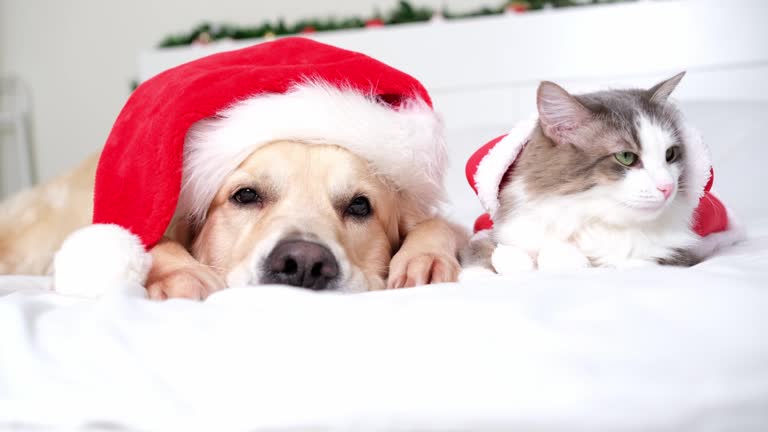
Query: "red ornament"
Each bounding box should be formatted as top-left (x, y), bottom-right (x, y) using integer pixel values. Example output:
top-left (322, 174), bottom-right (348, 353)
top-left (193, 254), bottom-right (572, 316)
top-left (365, 18), bottom-right (385, 28)
top-left (506, 3), bottom-right (529, 14)
top-left (300, 26), bottom-right (316, 34)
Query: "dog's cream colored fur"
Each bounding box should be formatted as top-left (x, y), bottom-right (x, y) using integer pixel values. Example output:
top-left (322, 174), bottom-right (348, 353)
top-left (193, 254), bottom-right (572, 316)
top-left (0, 154), bottom-right (98, 275)
top-left (0, 142), bottom-right (467, 298)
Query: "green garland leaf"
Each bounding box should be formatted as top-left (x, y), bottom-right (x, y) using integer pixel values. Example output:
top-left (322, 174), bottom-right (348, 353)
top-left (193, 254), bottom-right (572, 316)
top-left (157, 0), bottom-right (635, 48)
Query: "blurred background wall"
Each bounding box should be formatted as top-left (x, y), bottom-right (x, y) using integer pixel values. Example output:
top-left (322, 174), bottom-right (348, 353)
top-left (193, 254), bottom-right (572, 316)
top-left (0, 0), bottom-right (487, 196)
top-left (1, 0), bottom-right (766, 210)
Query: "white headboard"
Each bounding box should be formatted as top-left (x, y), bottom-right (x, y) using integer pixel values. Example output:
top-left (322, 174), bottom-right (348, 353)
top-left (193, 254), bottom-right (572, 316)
top-left (140, 0), bottom-right (768, 125)
top-left (138, 0), bottom-right (768, 224)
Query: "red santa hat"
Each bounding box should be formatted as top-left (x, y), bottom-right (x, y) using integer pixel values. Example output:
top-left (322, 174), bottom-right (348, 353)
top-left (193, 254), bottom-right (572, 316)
top-left (465, 116), bottom-right (737, 244)
top-left (53, 37), bottom-right (446, 297)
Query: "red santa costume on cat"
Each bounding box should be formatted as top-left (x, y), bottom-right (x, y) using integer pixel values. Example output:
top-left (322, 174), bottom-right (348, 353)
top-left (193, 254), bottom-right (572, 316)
top-left (466, 115), bottom-right (742, 255)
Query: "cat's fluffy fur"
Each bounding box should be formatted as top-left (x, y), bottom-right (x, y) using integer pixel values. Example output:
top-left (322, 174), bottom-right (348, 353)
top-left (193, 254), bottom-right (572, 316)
top-left (464, 73), bottom-right (707, 273)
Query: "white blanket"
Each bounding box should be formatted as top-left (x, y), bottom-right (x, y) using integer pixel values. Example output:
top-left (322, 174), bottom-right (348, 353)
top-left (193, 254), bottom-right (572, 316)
top-left (2, 99), bottom-right (768, 431)
top-left (1, 222), bottom-right (767, 431)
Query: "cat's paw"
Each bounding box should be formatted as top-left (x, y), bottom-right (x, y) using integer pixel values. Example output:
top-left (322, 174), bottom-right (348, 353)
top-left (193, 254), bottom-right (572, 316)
top-left (537, 241), bottom-right (590, 271)
top-left (492, 244), bottom-right (535, 274)
top-left (458, 266), bottom-right (498, 282)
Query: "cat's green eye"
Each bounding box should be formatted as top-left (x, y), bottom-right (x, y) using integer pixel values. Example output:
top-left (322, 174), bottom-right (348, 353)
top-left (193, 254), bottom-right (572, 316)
top-left (666, 146), bottom-right (679, 163)
top-left (615, 151), bottom-right (638, 166)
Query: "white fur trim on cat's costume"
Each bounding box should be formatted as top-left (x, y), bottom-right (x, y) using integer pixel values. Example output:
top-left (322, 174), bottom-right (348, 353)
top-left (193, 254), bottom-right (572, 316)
top-left (471, 116), bottom-right (538, 219)
top-left (678, 123), bottom-right (712, 205)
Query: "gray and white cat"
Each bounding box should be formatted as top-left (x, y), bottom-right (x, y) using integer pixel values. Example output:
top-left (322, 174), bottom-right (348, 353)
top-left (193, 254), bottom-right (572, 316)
top-left (463, 72), bottom-right (711, 274)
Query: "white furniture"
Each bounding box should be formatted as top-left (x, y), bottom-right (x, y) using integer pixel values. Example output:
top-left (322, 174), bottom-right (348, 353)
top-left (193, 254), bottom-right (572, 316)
top-left (137, 0), bottom-right (768, 225)
top-left (0, 76), bottom-right (34, 196)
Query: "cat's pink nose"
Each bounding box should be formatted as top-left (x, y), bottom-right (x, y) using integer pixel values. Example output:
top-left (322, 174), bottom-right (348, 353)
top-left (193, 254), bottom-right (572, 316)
top-left (657, 183), bottom-right (673, 199)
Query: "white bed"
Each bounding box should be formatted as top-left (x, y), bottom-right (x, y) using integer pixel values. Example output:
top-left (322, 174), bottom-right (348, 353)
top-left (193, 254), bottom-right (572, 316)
top-left (0, 236), bottom-right (767, 431)
top-left (2, 1), bottom-right (768, 430)
top-left (1, 100), bottom-right (766, 432)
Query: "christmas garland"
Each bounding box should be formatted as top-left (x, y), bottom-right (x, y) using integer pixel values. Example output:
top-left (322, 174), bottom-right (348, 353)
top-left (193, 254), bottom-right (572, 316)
top-left (158, 0), bottom-right (635, 48)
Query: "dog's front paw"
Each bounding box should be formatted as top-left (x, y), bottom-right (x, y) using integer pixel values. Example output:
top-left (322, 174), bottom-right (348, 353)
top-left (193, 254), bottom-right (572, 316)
top-left (536, 241), bottom-right (590, 271)
top-left (491, 244), bottom-right (534, 274)
top-left (387, 252), bottom-right (460, 289)
top-left (146, 265), bottom-right (226, 300)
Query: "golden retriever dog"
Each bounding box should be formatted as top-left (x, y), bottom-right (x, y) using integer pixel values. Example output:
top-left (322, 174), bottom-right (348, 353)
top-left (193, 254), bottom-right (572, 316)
top-left (0, 141), bottom-right (467, 299)
top-left (1, 39), bottom-right (471, 298)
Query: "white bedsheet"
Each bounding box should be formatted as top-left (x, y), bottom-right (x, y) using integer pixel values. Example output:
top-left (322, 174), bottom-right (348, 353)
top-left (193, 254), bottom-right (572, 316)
top-left (1, 221), bottom-right (767, 431)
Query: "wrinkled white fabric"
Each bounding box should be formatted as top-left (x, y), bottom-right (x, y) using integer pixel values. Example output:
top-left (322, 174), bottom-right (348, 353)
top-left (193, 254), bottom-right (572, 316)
top-left (1, 223), bottom-right (767, 432)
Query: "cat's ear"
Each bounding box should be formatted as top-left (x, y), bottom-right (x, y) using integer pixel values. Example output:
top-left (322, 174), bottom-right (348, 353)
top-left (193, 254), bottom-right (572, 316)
top-left (537, 81), bottom-right (592, 144)
top-left (648, 71), bottom-right (685, 104)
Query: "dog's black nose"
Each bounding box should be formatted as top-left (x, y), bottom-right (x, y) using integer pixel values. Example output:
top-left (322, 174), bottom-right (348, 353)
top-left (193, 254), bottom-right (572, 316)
top-left (263, 240), bottom-right (339, 290)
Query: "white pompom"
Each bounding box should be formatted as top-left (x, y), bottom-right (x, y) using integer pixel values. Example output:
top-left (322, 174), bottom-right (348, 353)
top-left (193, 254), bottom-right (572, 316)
top-left (53, 224), bottom-right (152, 298)
top-left (492, 244), bottom-right (535, 274)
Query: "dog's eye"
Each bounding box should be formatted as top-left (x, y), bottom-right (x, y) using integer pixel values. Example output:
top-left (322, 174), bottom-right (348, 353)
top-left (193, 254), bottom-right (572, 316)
top-left (346, 196), bottom-right (372, 218)
top-left (231, 188), bottom-right (260, 205)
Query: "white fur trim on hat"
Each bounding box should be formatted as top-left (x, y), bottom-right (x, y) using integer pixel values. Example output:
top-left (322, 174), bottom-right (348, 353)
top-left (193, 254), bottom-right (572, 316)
top-left (179, 81), bottom-right (446, 225)
top-left (472, 115), bottom-right (538, 218)
top-left (679, 120), bottom-right (712, 206)
top-left (53, 224), bottom-right (152, 298)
